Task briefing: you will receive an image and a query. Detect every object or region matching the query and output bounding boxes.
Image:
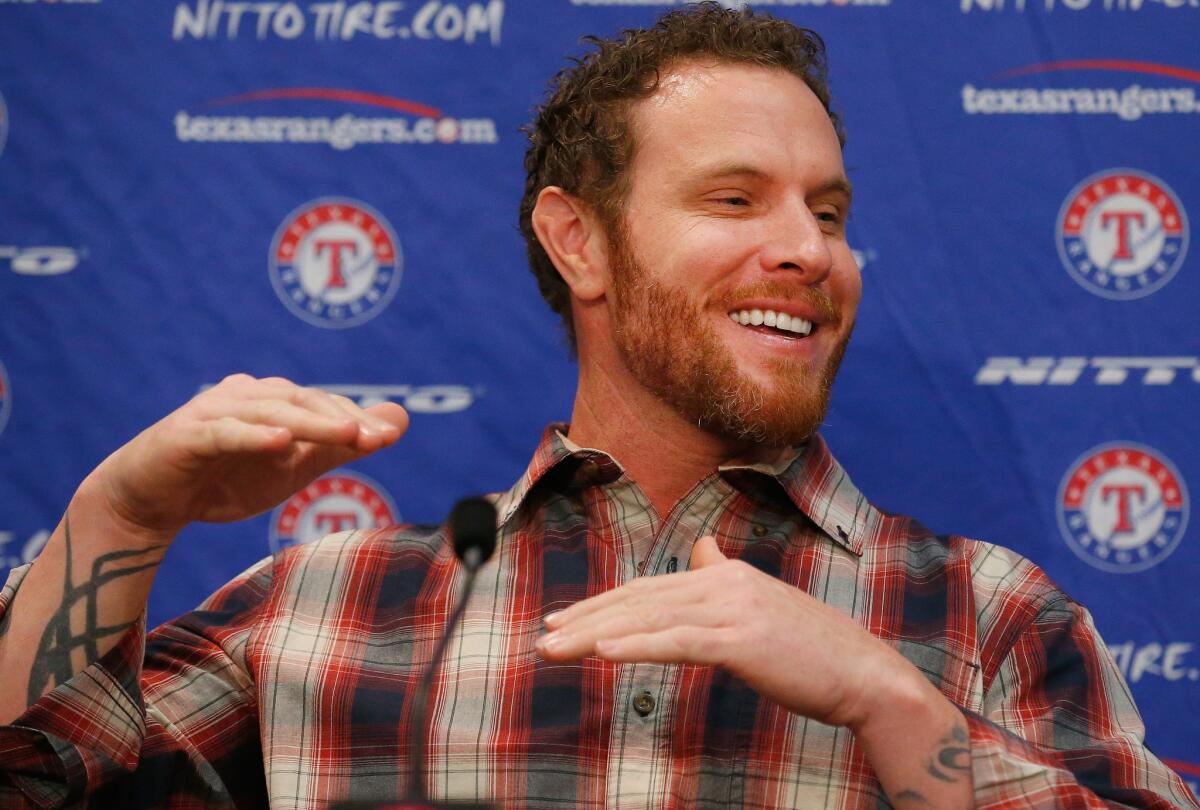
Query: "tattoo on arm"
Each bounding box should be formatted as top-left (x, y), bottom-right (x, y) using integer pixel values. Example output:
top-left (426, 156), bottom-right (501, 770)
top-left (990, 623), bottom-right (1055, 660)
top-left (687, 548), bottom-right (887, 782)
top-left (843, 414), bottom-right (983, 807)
top-left (894, 788), bottom-right (929, 806)
top-left (26, 517), bottom-right (166, 704)
top-left (925, 722), bottom-right (971, 784)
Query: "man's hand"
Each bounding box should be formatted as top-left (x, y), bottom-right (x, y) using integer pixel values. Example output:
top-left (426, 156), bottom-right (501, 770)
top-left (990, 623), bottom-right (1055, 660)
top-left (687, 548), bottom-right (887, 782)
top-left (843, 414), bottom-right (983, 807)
top-left (536, 535), bottom-right (900, 729)
top-left (536, 535), bottom-right (973, 808)
top-left (82, 373), bottom-right (408, 544)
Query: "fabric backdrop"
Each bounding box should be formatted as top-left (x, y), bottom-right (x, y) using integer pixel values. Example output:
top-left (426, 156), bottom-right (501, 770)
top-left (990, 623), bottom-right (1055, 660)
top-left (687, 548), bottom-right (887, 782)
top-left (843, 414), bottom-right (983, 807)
top-left (1, 0), bottom-right (1196, 782)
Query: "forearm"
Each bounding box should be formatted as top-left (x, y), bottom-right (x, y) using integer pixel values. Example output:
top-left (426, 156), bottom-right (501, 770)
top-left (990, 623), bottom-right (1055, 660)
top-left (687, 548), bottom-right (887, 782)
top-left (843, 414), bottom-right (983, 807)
top-left (852, 672), bottom-right (973, 809)
top-left (0, 475), bottom-right (173, 724)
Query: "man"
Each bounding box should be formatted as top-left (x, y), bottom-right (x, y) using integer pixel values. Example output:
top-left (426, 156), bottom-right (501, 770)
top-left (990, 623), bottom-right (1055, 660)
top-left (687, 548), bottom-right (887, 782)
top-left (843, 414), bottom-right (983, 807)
top-left (0, 5), bottom-right (1194, 808)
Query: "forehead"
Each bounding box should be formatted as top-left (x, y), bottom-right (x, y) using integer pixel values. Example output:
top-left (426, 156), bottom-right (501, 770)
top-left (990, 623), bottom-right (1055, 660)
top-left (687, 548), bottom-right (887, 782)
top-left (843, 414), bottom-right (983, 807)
top-left (626, 61), bottom-right (844, 185)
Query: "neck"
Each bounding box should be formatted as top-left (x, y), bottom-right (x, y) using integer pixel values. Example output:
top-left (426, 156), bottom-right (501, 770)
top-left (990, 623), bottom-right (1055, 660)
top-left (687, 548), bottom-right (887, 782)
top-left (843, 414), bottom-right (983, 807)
top-left (567, 344), bottom-right (783, 519)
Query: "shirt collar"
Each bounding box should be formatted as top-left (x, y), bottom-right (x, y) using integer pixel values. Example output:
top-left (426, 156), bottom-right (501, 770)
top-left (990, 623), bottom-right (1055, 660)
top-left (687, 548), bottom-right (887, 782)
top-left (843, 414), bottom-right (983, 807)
top-left (717, 434), bottom-right (875, 555)
top-left (494, 424), bottom-right (876, 556)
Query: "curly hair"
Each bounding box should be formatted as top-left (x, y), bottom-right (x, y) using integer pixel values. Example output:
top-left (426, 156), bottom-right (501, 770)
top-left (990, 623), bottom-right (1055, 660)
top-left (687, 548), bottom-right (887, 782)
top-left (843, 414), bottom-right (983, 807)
top-left (518, 2), bottom-right (844, 356)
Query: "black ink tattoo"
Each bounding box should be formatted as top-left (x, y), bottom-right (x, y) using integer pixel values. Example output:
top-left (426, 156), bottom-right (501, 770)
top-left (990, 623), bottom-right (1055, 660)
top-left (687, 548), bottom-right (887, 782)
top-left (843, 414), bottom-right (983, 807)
top-left (894, 788), bottom-right (929, 805)
top-left (926, 722), bottom-right (971, 784)
top-left (27, 517), bottom-right (165, 704)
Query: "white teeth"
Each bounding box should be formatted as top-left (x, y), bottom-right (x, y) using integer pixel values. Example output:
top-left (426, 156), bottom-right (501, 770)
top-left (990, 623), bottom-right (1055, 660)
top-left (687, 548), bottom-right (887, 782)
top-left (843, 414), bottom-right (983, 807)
top-left (727, 308), bottom-right (814, 337)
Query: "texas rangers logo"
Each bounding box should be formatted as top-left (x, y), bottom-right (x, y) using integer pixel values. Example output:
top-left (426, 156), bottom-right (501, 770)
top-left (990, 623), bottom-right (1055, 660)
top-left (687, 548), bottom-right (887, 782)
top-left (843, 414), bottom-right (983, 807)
top-left (1057, 443), bottom-right (1189, 573)
top-left (269, 197), bottom-right (403, 328)
top-left (0, 358), bottom-right (10, 439)
top-left (269, 470), bottom-right (400, 553)
top-left (1056, 169), bottom-right (1188, 300)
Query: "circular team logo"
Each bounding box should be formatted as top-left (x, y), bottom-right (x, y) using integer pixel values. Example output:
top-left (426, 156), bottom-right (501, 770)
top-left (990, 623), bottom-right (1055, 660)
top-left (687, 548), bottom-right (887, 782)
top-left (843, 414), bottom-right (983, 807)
top-left (269, 470), bottom-right (400, 553)
top-left (1056, 169), bottom-right (1188, 300)
top-left (269, 197), bottom-right (403, 328)
top-left (0, 358), bottom-right (10, 439)
top-left (1057, 443), bottom-right (1189, 573)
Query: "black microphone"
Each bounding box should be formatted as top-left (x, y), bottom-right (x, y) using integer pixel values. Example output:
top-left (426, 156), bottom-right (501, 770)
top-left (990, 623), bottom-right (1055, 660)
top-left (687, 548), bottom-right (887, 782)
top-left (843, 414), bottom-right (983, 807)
top-left (332, 497), bottom-right (499, 810)
top-left (402, 497), bottom-right (499, 810)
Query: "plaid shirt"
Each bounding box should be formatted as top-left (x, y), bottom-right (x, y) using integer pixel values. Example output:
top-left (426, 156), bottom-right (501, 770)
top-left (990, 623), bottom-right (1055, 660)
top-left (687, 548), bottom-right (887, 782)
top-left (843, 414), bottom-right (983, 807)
top-left (1, 426), bottom-right (1196, 809)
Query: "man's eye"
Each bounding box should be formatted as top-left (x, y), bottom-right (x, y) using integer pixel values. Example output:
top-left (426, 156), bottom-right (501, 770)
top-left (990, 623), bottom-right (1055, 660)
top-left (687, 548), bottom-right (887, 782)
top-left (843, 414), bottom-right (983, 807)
top-left (714, 196), bottom-right (750, 207)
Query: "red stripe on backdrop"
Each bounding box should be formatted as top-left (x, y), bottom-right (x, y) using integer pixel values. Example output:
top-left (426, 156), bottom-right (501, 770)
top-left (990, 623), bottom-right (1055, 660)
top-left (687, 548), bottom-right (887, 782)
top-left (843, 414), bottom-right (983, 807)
top-left (201, 88), bottom-right (443, 117)
top-left (1164, 758), bottom-right (1200, 779)
top-left (999, 60), bottom-right (1200, 84)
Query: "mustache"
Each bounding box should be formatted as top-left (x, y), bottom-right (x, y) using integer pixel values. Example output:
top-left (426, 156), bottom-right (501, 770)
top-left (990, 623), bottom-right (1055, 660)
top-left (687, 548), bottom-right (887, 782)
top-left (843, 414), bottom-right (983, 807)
top-left (714, 282), bottom-right (840, 326)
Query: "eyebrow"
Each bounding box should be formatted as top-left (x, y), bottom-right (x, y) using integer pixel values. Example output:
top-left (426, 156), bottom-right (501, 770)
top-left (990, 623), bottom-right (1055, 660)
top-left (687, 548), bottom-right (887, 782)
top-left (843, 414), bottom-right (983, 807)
top-left (694, 162), bottom-right (854, 204)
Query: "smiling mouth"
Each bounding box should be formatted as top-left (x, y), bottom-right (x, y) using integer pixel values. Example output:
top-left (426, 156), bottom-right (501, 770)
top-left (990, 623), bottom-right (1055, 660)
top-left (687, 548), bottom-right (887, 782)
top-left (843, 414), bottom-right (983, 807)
top-left (727, 308), bottom-right (814, 338)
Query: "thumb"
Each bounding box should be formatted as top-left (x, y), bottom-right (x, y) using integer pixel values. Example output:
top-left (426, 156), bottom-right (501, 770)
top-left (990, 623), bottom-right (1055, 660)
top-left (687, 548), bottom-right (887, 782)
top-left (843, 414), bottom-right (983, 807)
top-left (690, 535), bottom-right (727, 569)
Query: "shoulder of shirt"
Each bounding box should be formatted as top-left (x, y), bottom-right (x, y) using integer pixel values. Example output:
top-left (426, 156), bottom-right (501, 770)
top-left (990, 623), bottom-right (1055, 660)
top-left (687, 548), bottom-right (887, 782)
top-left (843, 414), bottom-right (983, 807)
top-left (866, 505), bottom-right (1073, 609)
top-left (272, 523), bottom-right (451, 570)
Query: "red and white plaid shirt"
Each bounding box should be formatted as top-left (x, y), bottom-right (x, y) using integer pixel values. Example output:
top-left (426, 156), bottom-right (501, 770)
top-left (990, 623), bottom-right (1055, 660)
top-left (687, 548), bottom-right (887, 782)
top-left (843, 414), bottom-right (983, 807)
top-left (1, 426), bottom-right (1196, 809)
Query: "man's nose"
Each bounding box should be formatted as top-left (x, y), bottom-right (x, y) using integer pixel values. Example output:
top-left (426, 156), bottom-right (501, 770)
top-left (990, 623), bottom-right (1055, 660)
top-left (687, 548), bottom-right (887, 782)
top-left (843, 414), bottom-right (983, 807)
top-left (761, 205), bottom-right (833, 284)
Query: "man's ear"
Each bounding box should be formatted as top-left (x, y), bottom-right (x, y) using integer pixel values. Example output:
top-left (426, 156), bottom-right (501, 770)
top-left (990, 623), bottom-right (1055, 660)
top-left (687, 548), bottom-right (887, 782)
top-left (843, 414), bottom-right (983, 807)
top-left (530, 186), bottom-right (608, 302)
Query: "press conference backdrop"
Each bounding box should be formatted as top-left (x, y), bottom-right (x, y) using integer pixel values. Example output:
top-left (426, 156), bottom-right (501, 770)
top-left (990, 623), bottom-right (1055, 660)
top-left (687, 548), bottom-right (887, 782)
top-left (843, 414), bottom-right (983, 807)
top-left (1, 0), bottom-right (1197, 779)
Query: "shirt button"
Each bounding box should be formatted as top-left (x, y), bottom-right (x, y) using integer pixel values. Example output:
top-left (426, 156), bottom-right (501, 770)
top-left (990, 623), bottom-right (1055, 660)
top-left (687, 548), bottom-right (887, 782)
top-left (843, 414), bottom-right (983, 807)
top-left (571, 501), bottom-right (585, 516)
top-left (636, 560), bottom-right (647, 575)
top-left (752, 523), bottom-right (768, 537)
top-left (632, 690), bottom-right (656, 717)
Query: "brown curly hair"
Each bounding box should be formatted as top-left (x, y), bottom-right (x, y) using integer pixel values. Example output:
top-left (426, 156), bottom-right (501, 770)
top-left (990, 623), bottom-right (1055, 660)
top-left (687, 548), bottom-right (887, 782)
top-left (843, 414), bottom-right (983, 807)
top-left (518, 2), bottom-right (844, 356)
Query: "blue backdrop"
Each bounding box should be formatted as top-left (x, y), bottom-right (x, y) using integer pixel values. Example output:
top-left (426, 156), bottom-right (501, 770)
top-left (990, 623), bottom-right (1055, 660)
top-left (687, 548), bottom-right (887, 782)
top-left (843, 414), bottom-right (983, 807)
top-left (1, 0), bottom-right (1196, 787)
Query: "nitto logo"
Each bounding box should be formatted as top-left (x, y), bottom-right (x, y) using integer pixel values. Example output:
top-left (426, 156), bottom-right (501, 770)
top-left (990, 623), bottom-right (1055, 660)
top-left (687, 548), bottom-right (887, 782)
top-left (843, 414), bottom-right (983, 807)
top-left (197, 382), bottom-right (479, 413)
top-left (173, 0), bottom-right (503, 44)
top-left (1108, 641), bottom-right (1197, 683)
top-left (1057, 443), bottom-right (1189, 573)
top-left (976, 356), bottom-right (1200, 385)
top-left (269, 197), bottom-right (402, 328)
top-left (1057, 169), bottom-right (1188, 299)
top-left (0, 245), bottom-right (84, 275)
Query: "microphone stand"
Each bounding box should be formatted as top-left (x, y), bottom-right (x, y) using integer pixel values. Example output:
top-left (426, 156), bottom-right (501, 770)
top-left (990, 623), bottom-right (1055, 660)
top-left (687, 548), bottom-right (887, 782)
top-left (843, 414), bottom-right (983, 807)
top-left (331, 498), bottom-right (499, 810)
top-left (403, 545), bottom-right (494, 808)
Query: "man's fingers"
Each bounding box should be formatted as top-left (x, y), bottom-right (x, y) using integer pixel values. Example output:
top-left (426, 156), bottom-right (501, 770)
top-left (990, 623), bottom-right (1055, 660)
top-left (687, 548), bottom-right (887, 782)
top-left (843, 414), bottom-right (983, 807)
top-left (204, 376), bottom-right (405, 445)
top-left (538, 597), bottom-right (730, 661)
top-left (593, 626), bottom-right (732, 665)
top-left (690, 535), bottom-right (727, 568)
top-left (193, 418), bottom-right (292, 458)
top-left (544, 570), bottom-right (704, 630)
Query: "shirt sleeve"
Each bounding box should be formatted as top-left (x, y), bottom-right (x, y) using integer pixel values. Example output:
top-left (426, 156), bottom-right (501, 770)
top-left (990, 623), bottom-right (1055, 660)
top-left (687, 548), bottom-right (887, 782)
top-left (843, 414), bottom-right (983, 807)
top-left (967, 593), bottom-right (1199, 809)
top-left (0, 555), bottom-right (275, 809)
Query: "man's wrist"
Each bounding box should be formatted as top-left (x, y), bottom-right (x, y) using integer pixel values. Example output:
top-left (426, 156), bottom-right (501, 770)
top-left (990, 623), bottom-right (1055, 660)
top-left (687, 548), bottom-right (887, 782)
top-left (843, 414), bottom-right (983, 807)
top-left (72, 471), bottom-right (179, 554)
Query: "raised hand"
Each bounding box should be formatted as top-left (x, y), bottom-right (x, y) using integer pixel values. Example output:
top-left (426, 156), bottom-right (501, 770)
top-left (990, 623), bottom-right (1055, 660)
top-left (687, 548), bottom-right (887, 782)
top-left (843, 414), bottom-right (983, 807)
top-left (82, 374), bottom-right (409, 542)
top-left (535, 536), bottom-right (973, 807)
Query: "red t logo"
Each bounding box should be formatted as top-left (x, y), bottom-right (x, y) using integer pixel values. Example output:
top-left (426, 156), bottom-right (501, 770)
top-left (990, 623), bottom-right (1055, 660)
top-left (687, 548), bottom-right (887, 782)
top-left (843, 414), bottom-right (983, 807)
top-left (315, 512), bottom-right (359, 533)
top-left (1100, 211), bottom-right (1145, 261)
top-left (1101, 484), bottom-right (1146, 534)
top-left (314, 239), bottom-right (358, 289)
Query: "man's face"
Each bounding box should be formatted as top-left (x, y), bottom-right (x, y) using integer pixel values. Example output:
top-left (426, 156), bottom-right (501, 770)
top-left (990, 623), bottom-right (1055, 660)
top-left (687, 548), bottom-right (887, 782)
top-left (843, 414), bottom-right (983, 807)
top-left (605, 61), bottom-right (862, 447)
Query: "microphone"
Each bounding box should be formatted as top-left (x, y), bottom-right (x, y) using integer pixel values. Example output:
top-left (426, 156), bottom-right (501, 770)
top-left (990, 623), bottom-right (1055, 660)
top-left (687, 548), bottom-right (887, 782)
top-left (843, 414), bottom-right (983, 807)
top-left (403, 497), bottom-right (500, 810)
top-left (332, 498), bottom-right (499, 810)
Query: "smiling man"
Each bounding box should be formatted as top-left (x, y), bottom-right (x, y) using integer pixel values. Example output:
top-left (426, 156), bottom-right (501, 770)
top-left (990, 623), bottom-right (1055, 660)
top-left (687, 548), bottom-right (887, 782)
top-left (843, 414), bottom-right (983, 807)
top-left (0, 5), bottom-right (1196, 810)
